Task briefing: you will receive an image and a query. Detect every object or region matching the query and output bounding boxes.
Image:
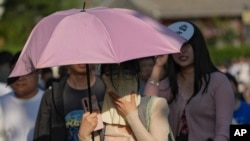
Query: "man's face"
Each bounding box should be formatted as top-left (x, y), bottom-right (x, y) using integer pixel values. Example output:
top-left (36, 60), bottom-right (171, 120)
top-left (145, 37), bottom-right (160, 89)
top-left (68, 64), bottom-right (87, 74)
top-left (11, 71), bottom-right (39, 98)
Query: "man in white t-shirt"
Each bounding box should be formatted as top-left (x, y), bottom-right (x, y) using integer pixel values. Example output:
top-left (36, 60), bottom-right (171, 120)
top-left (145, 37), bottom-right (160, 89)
top-left (0, 51), bottom-right (44, 141)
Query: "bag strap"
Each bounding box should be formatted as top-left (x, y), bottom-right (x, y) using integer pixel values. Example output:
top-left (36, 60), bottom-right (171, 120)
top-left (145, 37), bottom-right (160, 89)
top-left (138, 96), bottom-right (175, 141)
top-left (138, 96), bottom-right (153, 130)
top-left (99, 123), bottom-right (106, 141)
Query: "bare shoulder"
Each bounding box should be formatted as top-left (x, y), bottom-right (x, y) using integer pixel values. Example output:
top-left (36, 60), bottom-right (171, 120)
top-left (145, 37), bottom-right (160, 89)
top-left (150, 96), bottom-right (169, 114)
top-left (151, 96), bottom-right (167, 103)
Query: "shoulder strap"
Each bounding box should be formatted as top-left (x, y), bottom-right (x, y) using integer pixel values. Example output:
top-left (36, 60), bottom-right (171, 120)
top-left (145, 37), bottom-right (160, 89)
top-left (169, 128), bottom-right (175, 141)
top-left (138, 96), bottom-right (154, 130)
top-left (99, 123), bottom-right (106, 141)
top-left (139, 96), bottom-right (175, 141)
top-left (51, 77), bottom-right (67, 118)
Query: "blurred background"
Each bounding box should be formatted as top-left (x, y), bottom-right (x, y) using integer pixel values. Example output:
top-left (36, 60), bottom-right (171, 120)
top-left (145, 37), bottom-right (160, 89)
top-left (0, 0), bottom-right (250, 66)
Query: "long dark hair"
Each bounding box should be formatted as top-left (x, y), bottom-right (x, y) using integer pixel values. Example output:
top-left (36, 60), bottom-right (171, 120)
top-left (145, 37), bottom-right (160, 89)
top-left (167, 21), bottom-right (218, 103)
top-left (100, 59), bottom-right (140, 93)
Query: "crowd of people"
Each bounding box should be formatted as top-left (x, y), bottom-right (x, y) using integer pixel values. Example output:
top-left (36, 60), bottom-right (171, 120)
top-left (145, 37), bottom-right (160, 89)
top-left (0, 21), bottom-right (249, 141)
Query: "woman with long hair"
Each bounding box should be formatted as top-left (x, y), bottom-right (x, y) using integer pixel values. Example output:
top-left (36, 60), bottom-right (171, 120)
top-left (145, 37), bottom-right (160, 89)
top-left (78, 60), bottom-right (173, 141)
top-left (145, 21), bottom-right (234, 141)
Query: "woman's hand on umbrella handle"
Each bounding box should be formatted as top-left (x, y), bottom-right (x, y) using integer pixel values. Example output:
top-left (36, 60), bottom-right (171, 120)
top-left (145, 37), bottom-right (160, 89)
top-left (109, 91), bottom-right (137, 118)
top-left (78, 111), bottom-right (98, 140)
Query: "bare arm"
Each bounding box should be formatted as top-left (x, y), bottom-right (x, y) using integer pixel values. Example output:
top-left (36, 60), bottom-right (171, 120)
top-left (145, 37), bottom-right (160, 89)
top-left (126, 97), bottom-right (170, 141)
top-left (144, 55), bottom-right (168, 97)
top-left (109, 91), bottom-right (171, 141)
top-left (78, 112), bottom-right (100, 141)
top-left (150, 55), bottom-right (168, 81)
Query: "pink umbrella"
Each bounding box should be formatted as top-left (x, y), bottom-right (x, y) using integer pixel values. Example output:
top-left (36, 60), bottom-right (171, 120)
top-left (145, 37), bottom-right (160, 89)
top-left (9, 7), bottom-right (185, 78)
top-left (8, 8), bottom-right (186, 139)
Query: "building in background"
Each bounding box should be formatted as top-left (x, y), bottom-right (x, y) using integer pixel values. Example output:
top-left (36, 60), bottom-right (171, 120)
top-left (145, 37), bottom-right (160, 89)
top-left (101, 0), bottom-right (250, 46)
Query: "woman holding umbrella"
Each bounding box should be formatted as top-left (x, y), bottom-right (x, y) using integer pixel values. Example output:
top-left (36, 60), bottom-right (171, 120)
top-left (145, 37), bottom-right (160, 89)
top-left (78, 60), bottom-right (174, 141)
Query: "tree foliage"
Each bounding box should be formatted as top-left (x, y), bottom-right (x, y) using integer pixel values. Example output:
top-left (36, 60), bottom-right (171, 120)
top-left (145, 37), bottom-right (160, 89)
top-left (0, 0), bottom-right (90, 51)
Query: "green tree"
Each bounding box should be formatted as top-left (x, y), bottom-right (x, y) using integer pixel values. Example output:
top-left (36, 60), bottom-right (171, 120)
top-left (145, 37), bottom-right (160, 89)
top-left (0, 0), bottom-right (85, 52)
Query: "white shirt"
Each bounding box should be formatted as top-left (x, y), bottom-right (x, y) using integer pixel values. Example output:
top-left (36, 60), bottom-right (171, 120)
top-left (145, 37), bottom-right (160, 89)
top-left (0, 89), bottom-right (44, 141)
top-left (0, 83), bottom-right (12, 97)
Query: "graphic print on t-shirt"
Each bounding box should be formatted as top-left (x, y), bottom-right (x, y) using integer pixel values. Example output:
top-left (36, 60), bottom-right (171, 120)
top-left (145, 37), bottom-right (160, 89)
top-left (65, 110), bottom-right (84, 141)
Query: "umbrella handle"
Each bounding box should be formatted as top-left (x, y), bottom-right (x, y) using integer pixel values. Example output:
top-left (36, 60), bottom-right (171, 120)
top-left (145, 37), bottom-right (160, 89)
top-left (86, 64), bottom-right (95, 141)
top-left (86, 64), bottom-right (92, 113)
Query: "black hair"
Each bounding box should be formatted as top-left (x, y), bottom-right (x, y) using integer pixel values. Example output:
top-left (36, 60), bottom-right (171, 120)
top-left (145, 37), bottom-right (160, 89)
top-left (0, 50), bottom-right (13, 66)
top-left (167, 21), bottom-right (219, 103)
top-left (100, 59), bottom-right (140, 93)
top-left (224, 72), bottom-right (245, 101)
top-left (138, 56), bottom-right (155, 63)
top-left (7, 51), bottom-right (21, 85)
top-left (224, 72), bottom-right (238, 92)
top-left (41, 68), bottom-right (52, 74)
top-left (9, 51), bottom-right (21, 69)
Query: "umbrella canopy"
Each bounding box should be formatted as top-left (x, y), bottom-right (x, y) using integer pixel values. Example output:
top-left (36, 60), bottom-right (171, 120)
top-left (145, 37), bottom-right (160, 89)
top-left (9, 7), bottom-right (185, 78)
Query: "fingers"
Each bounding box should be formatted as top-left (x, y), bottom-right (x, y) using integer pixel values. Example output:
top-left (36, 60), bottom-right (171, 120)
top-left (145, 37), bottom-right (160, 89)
top-left (109, 92), bottom-right (137, 117)
top-left (155, 54), bottom-right (168, 59)
top-left (108, 91), bottom-right (120, 100)
top-left (130, 92), bottom-right (136, 104)
top-left (155, 55), bottom-right (168, 67)
top-left (79, 111), bottom-right (98, 139)
top-left (83, 111), bottom-right (97, 118)
top-left (82, 111), bottom-right (98, 122)
top-left (81, 112), bottom-right (98, 132)
top-left (83, 112), bottom-right (90, 118)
